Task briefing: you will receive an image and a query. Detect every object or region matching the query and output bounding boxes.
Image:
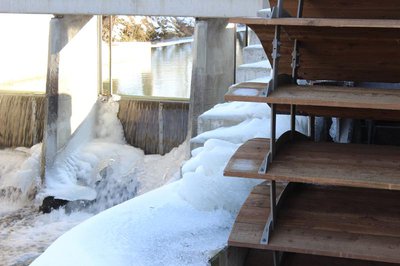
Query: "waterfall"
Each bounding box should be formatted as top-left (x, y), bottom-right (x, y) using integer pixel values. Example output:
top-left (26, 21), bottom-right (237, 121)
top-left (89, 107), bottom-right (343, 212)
top-left (0, 94), bottom-right (45, 148)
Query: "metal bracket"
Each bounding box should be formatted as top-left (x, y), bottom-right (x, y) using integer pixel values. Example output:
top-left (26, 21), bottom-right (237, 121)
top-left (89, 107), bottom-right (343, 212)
top-left (272, 39), bottom-right (281, 60)
top-left (258, 151), bottom-right (271, 174)
top-left (260, 182), bottom-right (298, 245)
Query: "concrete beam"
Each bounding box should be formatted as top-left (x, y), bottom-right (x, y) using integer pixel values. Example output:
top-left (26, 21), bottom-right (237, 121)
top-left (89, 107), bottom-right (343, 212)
top-left (0, 0), bottom-right (266, 17)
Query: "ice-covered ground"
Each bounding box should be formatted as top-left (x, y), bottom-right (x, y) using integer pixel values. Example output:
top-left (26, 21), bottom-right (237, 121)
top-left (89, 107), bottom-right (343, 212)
top-left (0, 98), bottom-right (186, 266)
top-left (30, 102), bottom-right (308, 266)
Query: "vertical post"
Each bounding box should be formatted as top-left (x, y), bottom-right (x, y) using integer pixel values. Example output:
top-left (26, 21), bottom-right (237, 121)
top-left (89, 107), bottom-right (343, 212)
top-left (245, 26), bottom-right (249, 47)
top-left (97, 16), bottom-right (103, 95)
top-left (271, 3), bottom-right (284, 265)
top-left (41, 15), bottom-right (62, 181)
top-left (309, 116), bottom-right (315, 140)
top-left (108, 16), bottom-right (112, 94)
top-left (158, 102), bottom-right (164, 155)
top-left (270, 104), bottom-right (277, 160)
top-left (290, 105), bottom-right (296, 139)
top-left (297, 0), bottom-right (304, 18)
top-left (233, 23), bottom-right (237, 84)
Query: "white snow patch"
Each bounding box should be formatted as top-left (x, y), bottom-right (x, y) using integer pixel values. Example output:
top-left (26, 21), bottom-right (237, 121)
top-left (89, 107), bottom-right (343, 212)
top-left (193, 115), bottom-right (308, 144)
top-left (200, 101), bottom-right (270, 120)
top-left (233, 88), bottom-right (259, 96)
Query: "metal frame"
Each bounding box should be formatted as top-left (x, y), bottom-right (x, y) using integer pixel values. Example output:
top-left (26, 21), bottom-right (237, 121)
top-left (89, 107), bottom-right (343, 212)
top-left (261, 1), bottom-right (305, 265)
top-left (260, 182), bottom-right (298, 242)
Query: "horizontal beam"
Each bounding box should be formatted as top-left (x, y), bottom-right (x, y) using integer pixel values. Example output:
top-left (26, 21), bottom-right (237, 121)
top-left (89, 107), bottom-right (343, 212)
top-left (0, 0), bottom-right (265, 18)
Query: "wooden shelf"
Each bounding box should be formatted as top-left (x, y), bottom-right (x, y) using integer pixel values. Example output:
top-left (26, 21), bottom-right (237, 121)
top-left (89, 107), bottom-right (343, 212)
top-left (224, 135), bottom-right (400, 190)
top-left (229, 182), bottom-right (400, 264)
top-left (266, 84), bottom-right (400, 111)
top-left (225, 82), bottom-right (268, 103)
top-left (224, 138), bottom-right (270, 179)
top-left (230, 17), bottom-right (400, 29)
top-left (225, 84), bottom-right (400, 111)
top-left (232, 20), bottom-right (400, 83)
top-left (267, 0), bottom-right (400, 20)
top-left (244, 249), bottom-right (398, 266)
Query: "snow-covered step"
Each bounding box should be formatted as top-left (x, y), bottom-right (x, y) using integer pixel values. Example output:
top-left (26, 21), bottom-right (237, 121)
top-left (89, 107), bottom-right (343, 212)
top-left (192, 96), bottom-right (271, 149)
top-left (257, 8), bottom-right (272, 18)
top-left (198, 76), bottom-right (270, 133)
top-left (236, 60), bottom-right (271, 83)
top-left (249, 29), bottom-right (261, 45)
top-left (243, 44), bottom-right (267, 64)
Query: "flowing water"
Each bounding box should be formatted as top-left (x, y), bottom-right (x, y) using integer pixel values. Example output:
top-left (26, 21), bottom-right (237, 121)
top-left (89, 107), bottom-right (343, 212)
top-left (0, 99), bottom-right (187, 266)
top-left (0, 94), bottom-right (45, 148)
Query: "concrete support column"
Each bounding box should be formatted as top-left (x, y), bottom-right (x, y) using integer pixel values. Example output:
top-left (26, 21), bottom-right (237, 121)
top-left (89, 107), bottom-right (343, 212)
top-left (188, 18), bottom-right (235, 138)
top-left (41, 15), bottom-right (92, 180)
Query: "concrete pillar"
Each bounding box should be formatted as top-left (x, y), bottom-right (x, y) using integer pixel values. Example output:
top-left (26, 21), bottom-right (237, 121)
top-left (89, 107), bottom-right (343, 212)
top-left (188, 18), bottom-right (235, 138)
top-left (41, 15), bottom-right (92, 180)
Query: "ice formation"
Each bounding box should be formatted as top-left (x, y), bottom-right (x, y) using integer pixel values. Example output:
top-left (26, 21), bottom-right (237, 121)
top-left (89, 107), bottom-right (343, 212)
top-left (30, 102), bottom-right (309, 266)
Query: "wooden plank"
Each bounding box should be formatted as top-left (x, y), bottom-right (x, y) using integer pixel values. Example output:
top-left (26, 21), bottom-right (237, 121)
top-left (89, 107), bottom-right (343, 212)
top-left (225, 84), bottom-right (400, 120)
top-left (238, 22), bottom-right (400, 83)
top-left (229, 183), bottom-right (400, 264)
top-left (266, 84), bottom-right (400, 111)
top-left (267, 139), bottom-right (400, 190)
top-left (227, 83), bottom-right (400, 110)
top-left (276, 105), bottom-right (400, 121)
top-left (224, 138), bottom-right (269, 179)
top-left (224, 136), bottom-right (400, 190)
top-left (244, 250), bottom-right (398, 266)
top-left (225, 82), bottom-right (268, 103)
top-left (230, 18), bottom-right (400, 29)
top-left (268, 0), bottom-right (400, 19)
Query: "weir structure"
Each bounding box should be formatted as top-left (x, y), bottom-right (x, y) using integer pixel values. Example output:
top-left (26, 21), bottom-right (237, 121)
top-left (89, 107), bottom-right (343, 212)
top-left (0, 0), bottom-right (268, 181)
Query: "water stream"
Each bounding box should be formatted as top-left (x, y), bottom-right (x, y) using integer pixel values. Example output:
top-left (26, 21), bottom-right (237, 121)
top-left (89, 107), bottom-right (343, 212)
top-left (0, 99), bottom-right (187, 266)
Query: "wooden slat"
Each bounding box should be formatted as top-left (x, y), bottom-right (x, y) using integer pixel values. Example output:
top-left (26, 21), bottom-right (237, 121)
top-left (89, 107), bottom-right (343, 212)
top-left (244, 249), bottom-right (398, 266)
top-left (224, 138), bottom-right (269, 179)
top-left (229, 183), bottom-right (400, 264)
top-left (225, 82), bottom-right (268, 102)
top-left (225, 84), bottom-right (400, 121)
top-left (230, 18), bottom-right (400, 29)
top-left (266, 84), bottom-right (400, 111)
top-left (224, 136), bottom-right (400, 190)
top-left (268, 0), bottom-right (400, 19)
top-left (235, 21), bottom-right (400, 83)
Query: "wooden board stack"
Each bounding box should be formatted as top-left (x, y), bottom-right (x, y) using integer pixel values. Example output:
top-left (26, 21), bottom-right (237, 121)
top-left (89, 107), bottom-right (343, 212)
top-left (223, 1), bottom-right (400, 265)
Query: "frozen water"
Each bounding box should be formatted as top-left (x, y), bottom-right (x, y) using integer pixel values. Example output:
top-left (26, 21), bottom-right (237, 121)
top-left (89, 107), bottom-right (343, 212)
top-left (30, 103), bottom-right (308, 266)
top-left (0, 97), bottom-right (187, 265)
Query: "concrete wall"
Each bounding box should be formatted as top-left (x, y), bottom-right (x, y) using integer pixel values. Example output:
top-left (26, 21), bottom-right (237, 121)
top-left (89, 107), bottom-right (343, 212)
top-left (189, 19), bottom-right (235, 137)
top-left (0, 0), bottom-right (267, 17)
